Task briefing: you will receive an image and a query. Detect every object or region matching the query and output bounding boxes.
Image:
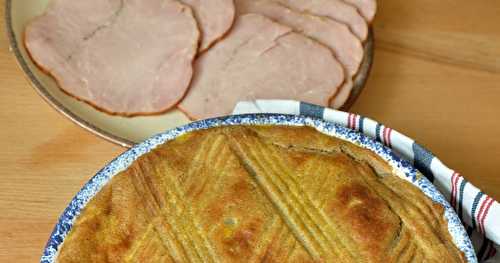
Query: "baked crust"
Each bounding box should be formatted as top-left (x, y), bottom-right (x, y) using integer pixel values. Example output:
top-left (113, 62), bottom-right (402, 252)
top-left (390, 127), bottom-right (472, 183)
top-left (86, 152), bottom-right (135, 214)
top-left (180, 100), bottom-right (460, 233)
top-left (57, 126), bottom-right (466, 262)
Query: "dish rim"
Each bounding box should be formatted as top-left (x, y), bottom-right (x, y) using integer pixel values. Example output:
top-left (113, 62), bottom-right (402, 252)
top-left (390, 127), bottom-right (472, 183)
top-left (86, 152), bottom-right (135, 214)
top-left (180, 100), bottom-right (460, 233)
top-left (5, 0), bottom-right (373, 148)
top-left (40, 113), bottom-right (477, 263)
top-left (4, 0), bottom-right (134, 147)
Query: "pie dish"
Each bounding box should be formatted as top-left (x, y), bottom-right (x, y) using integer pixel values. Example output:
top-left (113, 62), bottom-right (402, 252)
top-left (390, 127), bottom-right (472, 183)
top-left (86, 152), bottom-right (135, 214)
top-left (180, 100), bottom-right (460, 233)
top-left (41, 114), bottom-right (476, 262)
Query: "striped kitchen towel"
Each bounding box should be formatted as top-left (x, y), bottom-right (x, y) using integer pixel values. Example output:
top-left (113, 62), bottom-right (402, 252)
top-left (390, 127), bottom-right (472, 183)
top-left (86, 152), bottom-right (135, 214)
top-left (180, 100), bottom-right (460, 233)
top-left (233, 99), bottom-right (499, 262)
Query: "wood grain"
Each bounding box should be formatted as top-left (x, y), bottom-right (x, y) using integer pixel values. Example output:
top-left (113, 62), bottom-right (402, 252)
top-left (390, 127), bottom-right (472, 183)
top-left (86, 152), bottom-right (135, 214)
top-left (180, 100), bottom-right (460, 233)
top-left (0, 0), bottom-right (499, 262)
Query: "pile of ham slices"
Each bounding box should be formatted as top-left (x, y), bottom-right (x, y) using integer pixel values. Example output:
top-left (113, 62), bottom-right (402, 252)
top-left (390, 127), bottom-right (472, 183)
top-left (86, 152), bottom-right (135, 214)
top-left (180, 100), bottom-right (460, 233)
top-left (25, 0), bottom-right (376, 119)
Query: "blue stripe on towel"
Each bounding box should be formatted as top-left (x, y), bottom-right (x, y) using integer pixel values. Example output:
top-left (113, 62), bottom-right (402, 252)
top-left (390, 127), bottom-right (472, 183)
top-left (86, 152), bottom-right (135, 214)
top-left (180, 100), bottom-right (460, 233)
top-left (458, 179), bottom-right (467, 221)
top-left (412, 143), bottom-right (435, 182)
top-left (375, 123), bottom-right (382, 142)
top-left (471, 192), bottom-right (484, 229)
top-left (358, 116), bottom-right (365, 133)
top-left (299, 102), bottom-right (324, 119)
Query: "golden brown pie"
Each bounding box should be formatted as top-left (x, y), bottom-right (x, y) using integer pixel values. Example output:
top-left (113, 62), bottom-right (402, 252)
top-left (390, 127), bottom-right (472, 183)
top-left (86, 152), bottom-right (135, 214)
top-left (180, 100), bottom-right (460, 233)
top-left (57, 126), bottom-right (466, 262)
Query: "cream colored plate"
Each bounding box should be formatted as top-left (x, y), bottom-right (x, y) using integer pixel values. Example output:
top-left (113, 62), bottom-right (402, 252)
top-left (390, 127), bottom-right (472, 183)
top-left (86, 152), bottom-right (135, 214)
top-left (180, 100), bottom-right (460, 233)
top-left (5, 0), bottom-right (373, 147)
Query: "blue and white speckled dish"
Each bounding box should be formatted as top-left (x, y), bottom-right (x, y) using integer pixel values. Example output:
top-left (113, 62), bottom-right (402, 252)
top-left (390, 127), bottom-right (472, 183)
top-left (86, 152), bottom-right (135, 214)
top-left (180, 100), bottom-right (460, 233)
top-left (40, 114), bottom-right (477, 263)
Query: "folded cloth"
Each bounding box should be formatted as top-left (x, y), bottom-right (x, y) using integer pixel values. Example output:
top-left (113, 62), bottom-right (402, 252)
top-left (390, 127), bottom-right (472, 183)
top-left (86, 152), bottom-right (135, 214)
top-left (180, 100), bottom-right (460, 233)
top-left (233, 99), bottom-right (499, 262)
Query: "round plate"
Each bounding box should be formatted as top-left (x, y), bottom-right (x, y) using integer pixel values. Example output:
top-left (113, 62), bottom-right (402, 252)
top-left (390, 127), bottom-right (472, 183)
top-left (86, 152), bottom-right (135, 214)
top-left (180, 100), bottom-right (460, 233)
top-left (40, 114), bottom-right (476, 263)
top-left (5, 0), bottom-right (374, 148)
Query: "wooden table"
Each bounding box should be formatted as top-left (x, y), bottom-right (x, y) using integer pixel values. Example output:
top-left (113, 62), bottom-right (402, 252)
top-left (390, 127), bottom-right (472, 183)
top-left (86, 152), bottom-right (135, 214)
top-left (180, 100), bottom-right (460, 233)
top-left (1, 1), bottom-right (499, 261)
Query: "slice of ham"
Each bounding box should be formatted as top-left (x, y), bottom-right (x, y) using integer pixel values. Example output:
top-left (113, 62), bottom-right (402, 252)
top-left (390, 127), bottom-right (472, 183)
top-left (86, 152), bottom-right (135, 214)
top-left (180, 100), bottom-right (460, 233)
top-left (235, 0), bottom-right (362, 76)
top-left (178, 14), bottom-right (345, 119)
top-left (272, 0), bottom-right (368, 41)
top-left (343, 0), bottom-right (377, 22)
top-left (25, 0), bottom-right (200, 116)
top-left (330, 80), bottom-right (353, 109)
top-left (179, 0), bottom-right (235, 51)
top-left (235, 0), bottom-right (363, 108)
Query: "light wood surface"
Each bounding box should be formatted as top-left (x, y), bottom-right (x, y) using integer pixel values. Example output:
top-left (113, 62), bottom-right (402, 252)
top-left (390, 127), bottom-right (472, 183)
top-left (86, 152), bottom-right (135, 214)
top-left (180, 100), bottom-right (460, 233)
top-left (1, 1), bottom-right (499, 261)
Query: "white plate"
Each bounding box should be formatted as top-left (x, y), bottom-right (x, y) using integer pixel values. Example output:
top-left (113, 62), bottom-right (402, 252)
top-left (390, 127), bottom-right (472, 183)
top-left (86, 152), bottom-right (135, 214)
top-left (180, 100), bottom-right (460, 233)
top-left (5, 0), bottom-right (373, 147)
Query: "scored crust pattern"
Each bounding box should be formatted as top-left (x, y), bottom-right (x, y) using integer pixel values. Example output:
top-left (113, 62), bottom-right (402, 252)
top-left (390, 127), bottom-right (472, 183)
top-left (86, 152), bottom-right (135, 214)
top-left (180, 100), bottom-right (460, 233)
top-left (57, 126), bottom-right (466, 263)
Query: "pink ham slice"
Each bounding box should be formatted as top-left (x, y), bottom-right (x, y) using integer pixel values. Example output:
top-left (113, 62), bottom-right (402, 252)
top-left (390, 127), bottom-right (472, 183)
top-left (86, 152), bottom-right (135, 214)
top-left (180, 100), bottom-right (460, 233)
top-left (235, 0), bottom-right (363, 76)
top-left (272, 0), bottom-right (368, 42)
top-left (343, 0), bottom-right (377, 22)
top-left (235, 0), bottom-right (360, 108)
top-left (178, 14), bottom-right (345, 119)
top-left (179, 0), bottom-right (235, 51)
top-left (235, 0), bottom-right (362, 108)
top-left (330, 80), bottom-right (352, 109)
top-left (25, 0), bottom-right (200, 116)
